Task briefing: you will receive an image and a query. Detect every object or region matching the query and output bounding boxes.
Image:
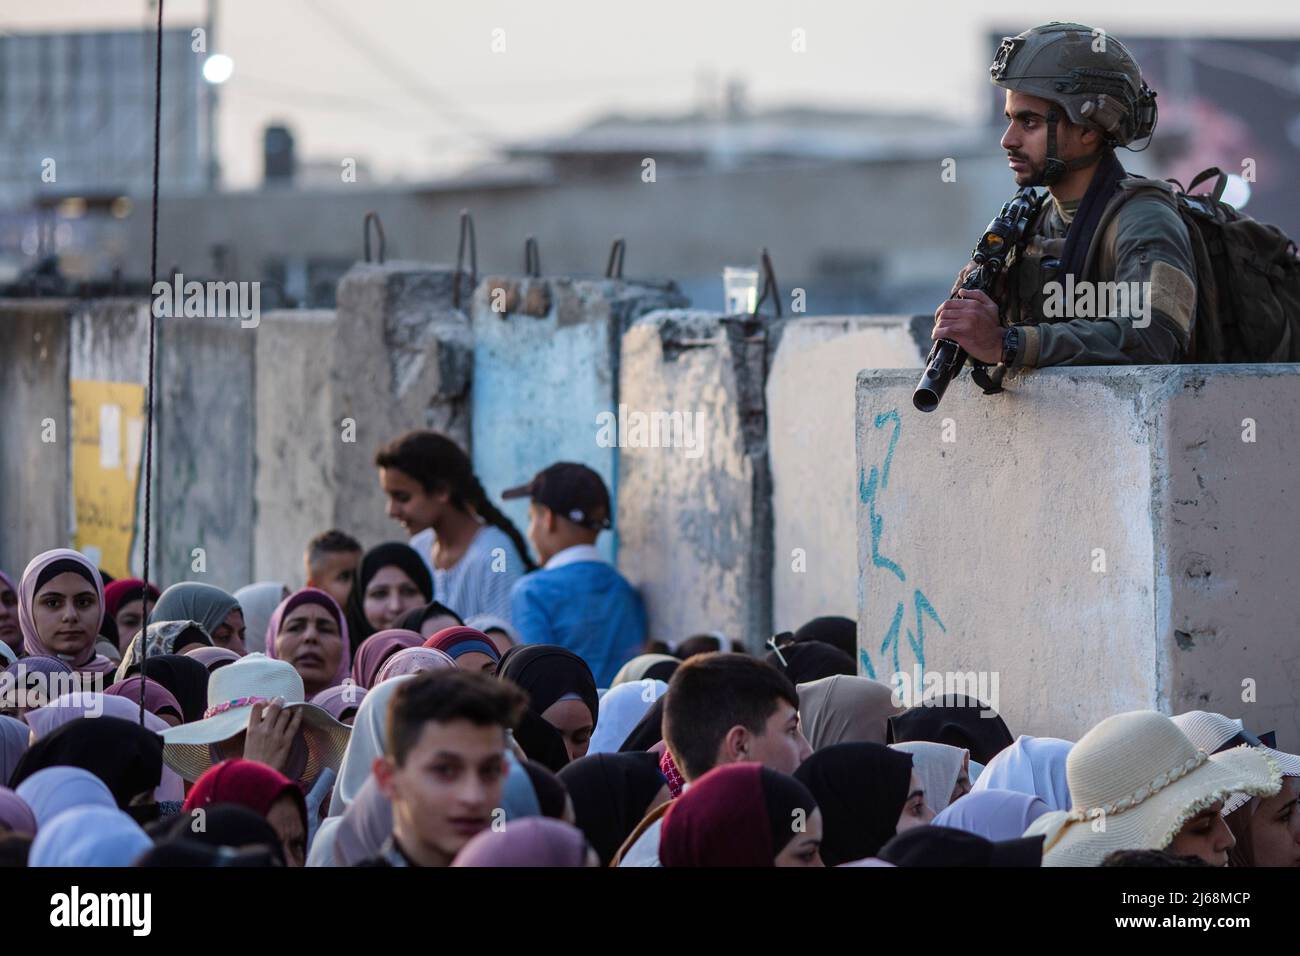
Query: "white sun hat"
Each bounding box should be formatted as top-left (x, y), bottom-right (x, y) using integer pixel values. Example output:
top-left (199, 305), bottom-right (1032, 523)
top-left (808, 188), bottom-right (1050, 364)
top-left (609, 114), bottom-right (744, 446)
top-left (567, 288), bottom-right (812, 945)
top-left (161, 652), bottom-right (351, 783)
top-left (1024, 710), bottom-right (1280, 867)
top-left (1172, 710), bottom-right (1300, 813)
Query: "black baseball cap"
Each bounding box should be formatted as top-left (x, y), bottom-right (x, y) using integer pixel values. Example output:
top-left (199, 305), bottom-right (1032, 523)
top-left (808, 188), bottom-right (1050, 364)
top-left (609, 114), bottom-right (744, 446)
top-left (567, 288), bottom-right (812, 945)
top-left (502, 462), bottom-right (612, 530)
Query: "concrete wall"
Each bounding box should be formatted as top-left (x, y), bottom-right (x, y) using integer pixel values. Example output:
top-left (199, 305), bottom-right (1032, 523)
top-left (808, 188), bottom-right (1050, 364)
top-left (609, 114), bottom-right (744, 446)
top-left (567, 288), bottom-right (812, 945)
top-left (854, 364), bottom-right (1300, 747)
top-left (767, 315), bottom-right (930, 633)
top-left (331, 262), bottom-right (473, 552)
top-left (155, 316), bottom-right (257, 591)
top-left (0, 300), bottom-right (72, 578)
top-left (618, 310), bottom-right (780, 648)
top-left (68, 299), bottom-right (154, 577)
top-left (253, 309), bottom-right (337, 587)
top-left (471, 276), bottom-right (688, 563)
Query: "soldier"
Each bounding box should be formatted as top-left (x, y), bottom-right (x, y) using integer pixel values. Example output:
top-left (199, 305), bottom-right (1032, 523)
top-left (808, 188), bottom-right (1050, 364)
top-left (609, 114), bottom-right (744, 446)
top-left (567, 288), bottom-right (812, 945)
top-left (932, 22), bottom-right (1197, 370)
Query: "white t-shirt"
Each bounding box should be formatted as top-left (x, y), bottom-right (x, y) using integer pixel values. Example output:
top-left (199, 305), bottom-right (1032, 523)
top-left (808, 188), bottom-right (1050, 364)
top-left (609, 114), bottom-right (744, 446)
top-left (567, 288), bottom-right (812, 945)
top-left (429, 525), bottom-right (525, 623)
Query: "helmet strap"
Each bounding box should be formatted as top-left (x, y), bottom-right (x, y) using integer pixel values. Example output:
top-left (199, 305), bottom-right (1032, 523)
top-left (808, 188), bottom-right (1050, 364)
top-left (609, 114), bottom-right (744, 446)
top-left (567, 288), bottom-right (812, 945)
top-left (1033, 108), bottom-right (1104, 187)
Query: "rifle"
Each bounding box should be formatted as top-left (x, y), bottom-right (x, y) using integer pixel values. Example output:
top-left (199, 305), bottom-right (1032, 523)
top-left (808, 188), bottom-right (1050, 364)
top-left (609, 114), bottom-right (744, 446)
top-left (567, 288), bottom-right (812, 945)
top-left (913, 187), bottom-right (1045, 412)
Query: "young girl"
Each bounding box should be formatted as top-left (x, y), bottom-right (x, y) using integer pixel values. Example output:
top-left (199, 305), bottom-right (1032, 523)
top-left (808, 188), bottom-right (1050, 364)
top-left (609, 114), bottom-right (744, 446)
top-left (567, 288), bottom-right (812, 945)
top-left (375, 430), bottom-right (534, 623)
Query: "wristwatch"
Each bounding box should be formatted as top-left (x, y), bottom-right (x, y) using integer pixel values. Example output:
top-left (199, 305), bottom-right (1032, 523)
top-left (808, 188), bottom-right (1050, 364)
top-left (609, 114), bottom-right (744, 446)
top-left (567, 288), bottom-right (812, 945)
top-left (1001, 326), bottom-right (1021, 366)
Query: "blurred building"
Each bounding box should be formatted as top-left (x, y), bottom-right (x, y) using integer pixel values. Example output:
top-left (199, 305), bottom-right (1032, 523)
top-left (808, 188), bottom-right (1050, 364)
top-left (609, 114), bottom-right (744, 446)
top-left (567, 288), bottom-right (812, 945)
top-left (0, 27), bottom-right (208, 287)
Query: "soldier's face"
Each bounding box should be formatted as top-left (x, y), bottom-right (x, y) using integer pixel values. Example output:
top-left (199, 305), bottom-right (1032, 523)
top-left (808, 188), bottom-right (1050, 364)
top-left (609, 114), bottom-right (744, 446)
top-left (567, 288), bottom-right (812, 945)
top-left (1000, 90), bottom-right (1094, 186)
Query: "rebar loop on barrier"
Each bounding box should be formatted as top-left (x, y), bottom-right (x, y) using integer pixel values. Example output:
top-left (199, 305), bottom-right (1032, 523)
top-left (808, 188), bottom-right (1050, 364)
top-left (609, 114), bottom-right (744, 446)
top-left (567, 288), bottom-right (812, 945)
top-left (524, 236), bottom-right (541, 277)
top-left (364, 211), bottom-right (387, 264)
top-left (605, 237), bottom-right (626, 279)
top-left (752, 247), bottom-right (782, 319)
top-left (453, 209), bottom-right (477, 309)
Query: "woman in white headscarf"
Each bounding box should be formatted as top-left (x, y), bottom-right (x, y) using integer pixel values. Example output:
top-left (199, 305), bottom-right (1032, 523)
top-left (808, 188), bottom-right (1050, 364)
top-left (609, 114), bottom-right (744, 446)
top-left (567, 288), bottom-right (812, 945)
top-left (29, 805), bottom-right (152, 866)
top-left (234, 582), bottom-right (289, 655)
top-left (891, 741), bottom-right (971, 813)
top-left (934, 788), bottom-right (1052, 841)
top-left (973, 734), bottom-right (1073, 811)
top-left (588, 679), bottom-right (668, 754)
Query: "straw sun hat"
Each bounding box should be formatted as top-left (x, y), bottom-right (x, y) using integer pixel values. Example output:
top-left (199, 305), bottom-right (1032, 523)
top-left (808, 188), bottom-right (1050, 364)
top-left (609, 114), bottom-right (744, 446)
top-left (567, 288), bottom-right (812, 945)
top-left (161, 653), bottom-right (352, 783)
top-left (1171, 710), bottom-right (1300, 813)
top-left (1025, 710), bottom-right (1280, 867)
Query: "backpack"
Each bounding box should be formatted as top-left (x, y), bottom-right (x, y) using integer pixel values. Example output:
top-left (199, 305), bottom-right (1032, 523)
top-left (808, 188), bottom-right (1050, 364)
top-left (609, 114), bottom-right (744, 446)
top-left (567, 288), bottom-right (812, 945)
top-left (1088, 167), bottom-right (1300, 363)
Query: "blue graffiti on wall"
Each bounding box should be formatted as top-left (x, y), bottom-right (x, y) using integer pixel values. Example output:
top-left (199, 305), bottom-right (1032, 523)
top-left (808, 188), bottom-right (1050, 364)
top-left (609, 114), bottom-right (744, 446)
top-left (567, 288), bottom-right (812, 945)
top-left (857, 409), bottom-right (946, 679)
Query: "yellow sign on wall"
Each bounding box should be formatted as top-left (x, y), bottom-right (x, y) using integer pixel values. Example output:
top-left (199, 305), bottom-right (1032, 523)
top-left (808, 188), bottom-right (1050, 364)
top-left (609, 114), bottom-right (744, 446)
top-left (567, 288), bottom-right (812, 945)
top-left (71, 379), bottom-right (146, 579)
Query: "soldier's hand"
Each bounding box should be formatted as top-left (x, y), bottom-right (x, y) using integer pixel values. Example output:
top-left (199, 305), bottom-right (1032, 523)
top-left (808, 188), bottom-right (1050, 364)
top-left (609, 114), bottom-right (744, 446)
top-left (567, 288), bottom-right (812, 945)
top-left (933, 289), bottom-right (1004, 364)
top-left (950, 260), bottom-right (1009, 300)
top-left (949, 260), bottom-right (979, 297)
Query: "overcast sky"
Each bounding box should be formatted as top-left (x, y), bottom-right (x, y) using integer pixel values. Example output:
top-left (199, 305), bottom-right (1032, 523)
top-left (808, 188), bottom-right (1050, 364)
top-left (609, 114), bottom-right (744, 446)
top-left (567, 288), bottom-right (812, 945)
top-left (7, 0), bottom-right (1300, 188)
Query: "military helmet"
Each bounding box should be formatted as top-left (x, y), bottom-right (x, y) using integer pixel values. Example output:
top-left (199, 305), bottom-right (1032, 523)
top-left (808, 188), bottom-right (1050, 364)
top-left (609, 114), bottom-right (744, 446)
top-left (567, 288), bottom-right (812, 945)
top-left (990, 22), bottom-right (1157, 147)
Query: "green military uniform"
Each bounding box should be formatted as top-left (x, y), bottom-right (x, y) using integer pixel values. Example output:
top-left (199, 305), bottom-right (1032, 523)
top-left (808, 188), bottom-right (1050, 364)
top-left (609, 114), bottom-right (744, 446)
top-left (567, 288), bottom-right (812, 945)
top-left (1004, 177), bottom-right (1197, 367)
top-left (986, 22), bottom-right (1195, 368)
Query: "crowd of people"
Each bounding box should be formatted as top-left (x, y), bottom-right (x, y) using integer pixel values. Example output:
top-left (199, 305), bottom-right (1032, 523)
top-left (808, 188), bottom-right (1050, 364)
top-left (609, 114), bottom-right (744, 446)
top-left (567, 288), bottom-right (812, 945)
top-left (0, 428), bottom-right (1295, 868)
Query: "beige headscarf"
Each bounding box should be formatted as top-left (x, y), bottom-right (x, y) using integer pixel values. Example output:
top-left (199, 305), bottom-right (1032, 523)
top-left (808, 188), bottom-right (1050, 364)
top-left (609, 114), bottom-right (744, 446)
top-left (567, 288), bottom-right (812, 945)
top-left (797, 675), bottom-right (904, 750)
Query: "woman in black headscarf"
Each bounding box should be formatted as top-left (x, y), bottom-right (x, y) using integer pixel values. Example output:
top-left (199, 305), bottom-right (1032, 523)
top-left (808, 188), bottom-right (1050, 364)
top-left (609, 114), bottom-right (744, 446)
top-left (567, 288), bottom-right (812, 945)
top-left (512, 711), bottom-right (571, 773)
top-left (794, 742), bottom-right (933, 866)
top-left (496, 645), bottom-right (599, 763)
top-left (160, 804), bottom-right (288, 864)
top-left (888, 694), bottom-right (1014, 765)
top-left (344, 543), bottom-right (434, 654)
top-left (396, 599), bottom-right (463, 639)
top-left (559, 751), bottom-right (670, 866)
top-left (792, 616), bottom-right (858, 661)
top-left (131, 654), bottom-right (210, 724)
top-left (10, 716), bottom-right (163, 821)
top-left (764, 640), bottom-right (856, 685)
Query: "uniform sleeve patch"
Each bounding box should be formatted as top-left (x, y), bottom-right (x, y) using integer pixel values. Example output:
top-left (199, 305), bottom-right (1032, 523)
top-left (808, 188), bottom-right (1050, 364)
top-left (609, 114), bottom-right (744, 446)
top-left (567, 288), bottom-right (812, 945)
top-left (1150, 260), bottom-right (1196, 332)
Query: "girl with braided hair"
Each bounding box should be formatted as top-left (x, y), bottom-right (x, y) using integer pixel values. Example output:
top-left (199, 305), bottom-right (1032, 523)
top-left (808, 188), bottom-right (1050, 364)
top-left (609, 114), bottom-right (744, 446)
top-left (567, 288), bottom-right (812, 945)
top-left (375, 430), bottom-right (534, 624)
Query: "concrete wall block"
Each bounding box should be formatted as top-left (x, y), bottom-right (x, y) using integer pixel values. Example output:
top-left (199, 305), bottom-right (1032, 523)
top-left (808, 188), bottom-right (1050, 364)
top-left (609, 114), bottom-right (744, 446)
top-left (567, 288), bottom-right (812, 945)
top-left (470, 276), bottom-right (689, 564)
top-left (0, 300), bottom-right (72, 576)
top-left (855, 364), bottom-right (1300, 745)
top-left (617, 309), bottom-right (777, 648)
top-left (333, 262), bottom-right (473, 550)
top-left (253, 309), bottom-right (338, 586)
top-left (768, 316), bottom-right (930, 633)
top-left (155, 316), bottom-right (257, 591)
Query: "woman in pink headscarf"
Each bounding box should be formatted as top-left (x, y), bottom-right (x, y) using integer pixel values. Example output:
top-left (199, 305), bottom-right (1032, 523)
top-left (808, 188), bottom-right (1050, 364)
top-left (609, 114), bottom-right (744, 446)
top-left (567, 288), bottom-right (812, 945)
top-left (105, 676), bottom-right (186, 727)
top-left (264, 588), bottom-right (350, 697)
top-left (0, 570), bottom-right (20, 657)
top-left (351, 629), bottom-right (422, 689)
top-left (17, 549), bottom-right (114, 674)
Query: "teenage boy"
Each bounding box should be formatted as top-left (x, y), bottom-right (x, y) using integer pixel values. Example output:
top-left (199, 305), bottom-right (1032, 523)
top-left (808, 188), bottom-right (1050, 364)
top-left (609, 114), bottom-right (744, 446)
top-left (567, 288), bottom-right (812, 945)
top-left (365, 669), bottom-right (527, 867)
top-left (617, 653), bottom-right (813, 867)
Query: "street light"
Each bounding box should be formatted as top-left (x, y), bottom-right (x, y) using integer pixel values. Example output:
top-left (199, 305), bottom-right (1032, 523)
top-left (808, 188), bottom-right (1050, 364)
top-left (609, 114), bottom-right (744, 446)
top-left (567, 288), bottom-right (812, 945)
top-left (202, 53), bottom-right (233, 84)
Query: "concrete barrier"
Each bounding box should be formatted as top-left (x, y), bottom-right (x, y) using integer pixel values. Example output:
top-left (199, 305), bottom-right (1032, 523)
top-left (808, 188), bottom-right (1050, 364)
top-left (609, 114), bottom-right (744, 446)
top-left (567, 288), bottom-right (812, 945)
top-left (253, 309), bottom-right (338, 586)
top-left (470, 276), bottom-right (688, 563)
top-left (855, 364), bottom-right (1300, 746)
top-left (617, 309), bottom-right (780, 648)
top-left (767, 315), bottom-right (930, 633)
top-left (332, 262), bottom-right (474, 552)
top-left (0, 300), bottom-right (72, 577)
top-left (154, 315), bottom-right (257, 590)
